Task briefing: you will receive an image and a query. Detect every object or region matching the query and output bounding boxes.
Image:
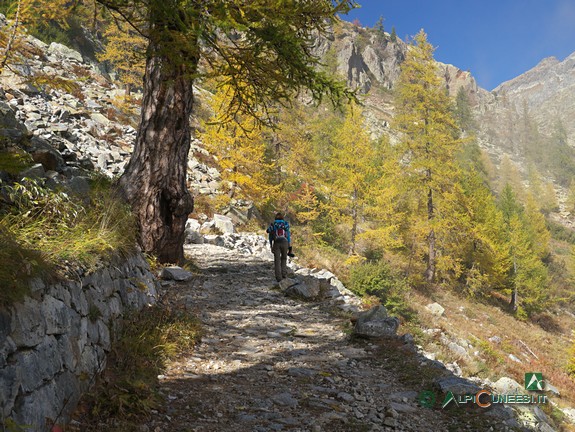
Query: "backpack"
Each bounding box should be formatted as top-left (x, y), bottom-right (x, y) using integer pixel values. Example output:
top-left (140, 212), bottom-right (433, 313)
top-left (272, 220), bottom-right (288, 240)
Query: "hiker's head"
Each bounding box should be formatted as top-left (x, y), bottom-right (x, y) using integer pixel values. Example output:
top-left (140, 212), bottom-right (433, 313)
top-left (275, 212), bottom-right (284, 220)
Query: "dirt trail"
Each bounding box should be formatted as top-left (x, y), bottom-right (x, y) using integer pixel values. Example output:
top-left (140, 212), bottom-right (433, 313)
top-left (147, 244), bottom-right (508, 432)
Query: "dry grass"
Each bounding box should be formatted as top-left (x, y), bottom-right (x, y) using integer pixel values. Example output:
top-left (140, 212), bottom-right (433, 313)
top-left (70, 304), bottom-right (202, 431)
top-left (406, 287), bottom-right (575, 414)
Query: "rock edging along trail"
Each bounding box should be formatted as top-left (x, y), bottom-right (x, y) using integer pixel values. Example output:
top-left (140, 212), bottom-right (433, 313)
top-left (142, 242), bottom-right (514, 432)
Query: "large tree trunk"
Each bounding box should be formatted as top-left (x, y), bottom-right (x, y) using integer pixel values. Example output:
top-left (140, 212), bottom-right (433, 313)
top-left (118, 49), bottom-right (196, 263)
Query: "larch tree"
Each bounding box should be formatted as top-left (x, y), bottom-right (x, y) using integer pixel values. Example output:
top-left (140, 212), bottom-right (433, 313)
top-left (0, 0), bottom-right (74, 72)
top-left (454, 87), bottom-right (476, 133)
top-left (507, 213), bottom-right (549, 316)
top-left (497, 184), bottom-right (549, 315)
top-left (461, 170), bottom-right (511, 295)
top-left (392, 30), bottom-right (462, 282)
top-left (90, 0), bottom-right (356, 263)
top-left (324, 103), bottom-right (377, 254)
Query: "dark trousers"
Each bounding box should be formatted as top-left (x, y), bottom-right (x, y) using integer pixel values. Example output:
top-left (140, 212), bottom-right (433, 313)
top-left (272, 237), bottom-right (289, 282)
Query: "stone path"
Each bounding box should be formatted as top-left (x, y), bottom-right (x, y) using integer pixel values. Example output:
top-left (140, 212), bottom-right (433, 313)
top-left (146, 244), bottom-right (509, 432)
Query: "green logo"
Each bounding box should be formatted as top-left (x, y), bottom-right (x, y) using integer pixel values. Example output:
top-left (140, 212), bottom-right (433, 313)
top-left (442, 391), bottom-right (458, 409)
top-left (418, 390), bottom-right (436, 408)
top-left (525, 373), bottom-right (544, 391)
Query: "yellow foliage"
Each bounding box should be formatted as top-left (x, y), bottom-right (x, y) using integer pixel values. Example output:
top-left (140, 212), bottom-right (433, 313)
top-left (322, 103), bottom-right (378, 253)
top-left (390, 30), bottom-right (465, 281)
top-left (97, 17), bottom-right (146, 91)
top-left (199, 83), bottom-right (277, 210)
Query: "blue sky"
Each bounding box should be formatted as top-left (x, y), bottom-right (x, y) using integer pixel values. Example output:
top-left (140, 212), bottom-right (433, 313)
top-left (342, 0), bottom-right (575, 90)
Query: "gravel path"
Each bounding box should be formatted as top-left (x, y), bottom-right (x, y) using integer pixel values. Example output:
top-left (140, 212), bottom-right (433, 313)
top-left (147, 244), bottom-right (509, 432)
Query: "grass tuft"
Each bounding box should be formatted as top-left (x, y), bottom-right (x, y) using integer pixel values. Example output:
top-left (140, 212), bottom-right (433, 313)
top-left (0, 149), bottom-right (33, 174)
top-left (70, 304), bottom-right (202, 431)
top-left (0, 175), bottom-right (136, 305)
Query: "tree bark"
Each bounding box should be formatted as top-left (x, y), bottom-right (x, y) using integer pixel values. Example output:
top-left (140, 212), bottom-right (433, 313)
top-left (350, 187), bottom-right (358, 255)
top-left (118, 49), bottom-right (196, 263)
top-left (425, 186), bottom-right (436, 282)
top-left (510, 258), bottom-right (518, 311)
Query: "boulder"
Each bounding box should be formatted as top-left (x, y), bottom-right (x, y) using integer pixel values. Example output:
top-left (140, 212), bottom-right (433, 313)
top-left (213, 213), bottom-right (235, 234)
top-left (48, 42), bottom-right (83, 63)
top-left (492, 377), bottom-right (525, 395)
top-left (545, 381), bottom-right (560, 396)
top-left (435, 376), bottom-right (481, 395)
top-left (184, 218), bottom-right (204, 244)
top-left (66, 176), bottom-right (91, 197)
top-left (160, 266), bottom-right (194, 282)
top-left (353, 305), bottom-right (400, 338)
top-left (426, 302), bottom-right (445, 317)
top-left (281, 277), bottom-right (321, 299)
top-left (31, 148), bottom-right (64, 171)
top-left (222, 200), bottom-right (259, 225)
top-left (425, 303), bottom-right (445, 318)
top-left (0, 101), bottom-right (27, 141)
top-left (19, 163), bottom-right (45, 179)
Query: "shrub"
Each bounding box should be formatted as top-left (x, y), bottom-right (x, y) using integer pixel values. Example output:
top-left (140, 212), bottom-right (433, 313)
top-left (547, 220), bottom-right (575, 244)
top-left (347, 261), bottom-right (415, 320)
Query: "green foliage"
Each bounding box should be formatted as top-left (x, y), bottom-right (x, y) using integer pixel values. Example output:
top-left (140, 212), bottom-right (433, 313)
top-left (77, 305), bottom-right (202, 429)
top-left (347, 261), bottom-right (414, 320)
top-left (374, 15), bottom-right (385, 33)
top-left (0, 149), bottom-right (33, 174)
top-left (471, 337), bottom-right (505, 365)
top-left (454, 87), bottom-right (476, 133)
top-left (390, 26), bottom-right (397, 42)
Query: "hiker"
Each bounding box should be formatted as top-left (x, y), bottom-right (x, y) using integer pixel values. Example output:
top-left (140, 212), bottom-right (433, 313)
top-left (266, 212), bottom-right (294, 282)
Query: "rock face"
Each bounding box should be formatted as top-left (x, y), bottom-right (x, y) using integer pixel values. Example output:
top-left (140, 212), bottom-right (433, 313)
top-left (327, 25), bottom-right (407, 93)
top-left (312, 22), bottom-right (482, 141)
top-left (471, 52), bottom-right (575, 175)
top-left (493, 54), bottom-right (575, 142)
top-left (0, 255), bottom-right (158, 429)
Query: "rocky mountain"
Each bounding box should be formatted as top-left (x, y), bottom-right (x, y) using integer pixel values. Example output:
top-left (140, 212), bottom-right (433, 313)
top-left (321, 21), bottom-right (575, 193)
top-left (315, 22), bottom-right (485, 139)
top-left (493, 53), bottom-right (575, 142)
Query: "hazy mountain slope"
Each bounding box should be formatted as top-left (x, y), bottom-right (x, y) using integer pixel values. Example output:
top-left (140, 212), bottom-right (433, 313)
top-left (494, 53), bottom-right (575, 142)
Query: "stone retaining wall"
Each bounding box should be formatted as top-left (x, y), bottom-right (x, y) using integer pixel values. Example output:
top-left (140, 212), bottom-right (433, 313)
top-left (0, 254), bottom-right (158, 431)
